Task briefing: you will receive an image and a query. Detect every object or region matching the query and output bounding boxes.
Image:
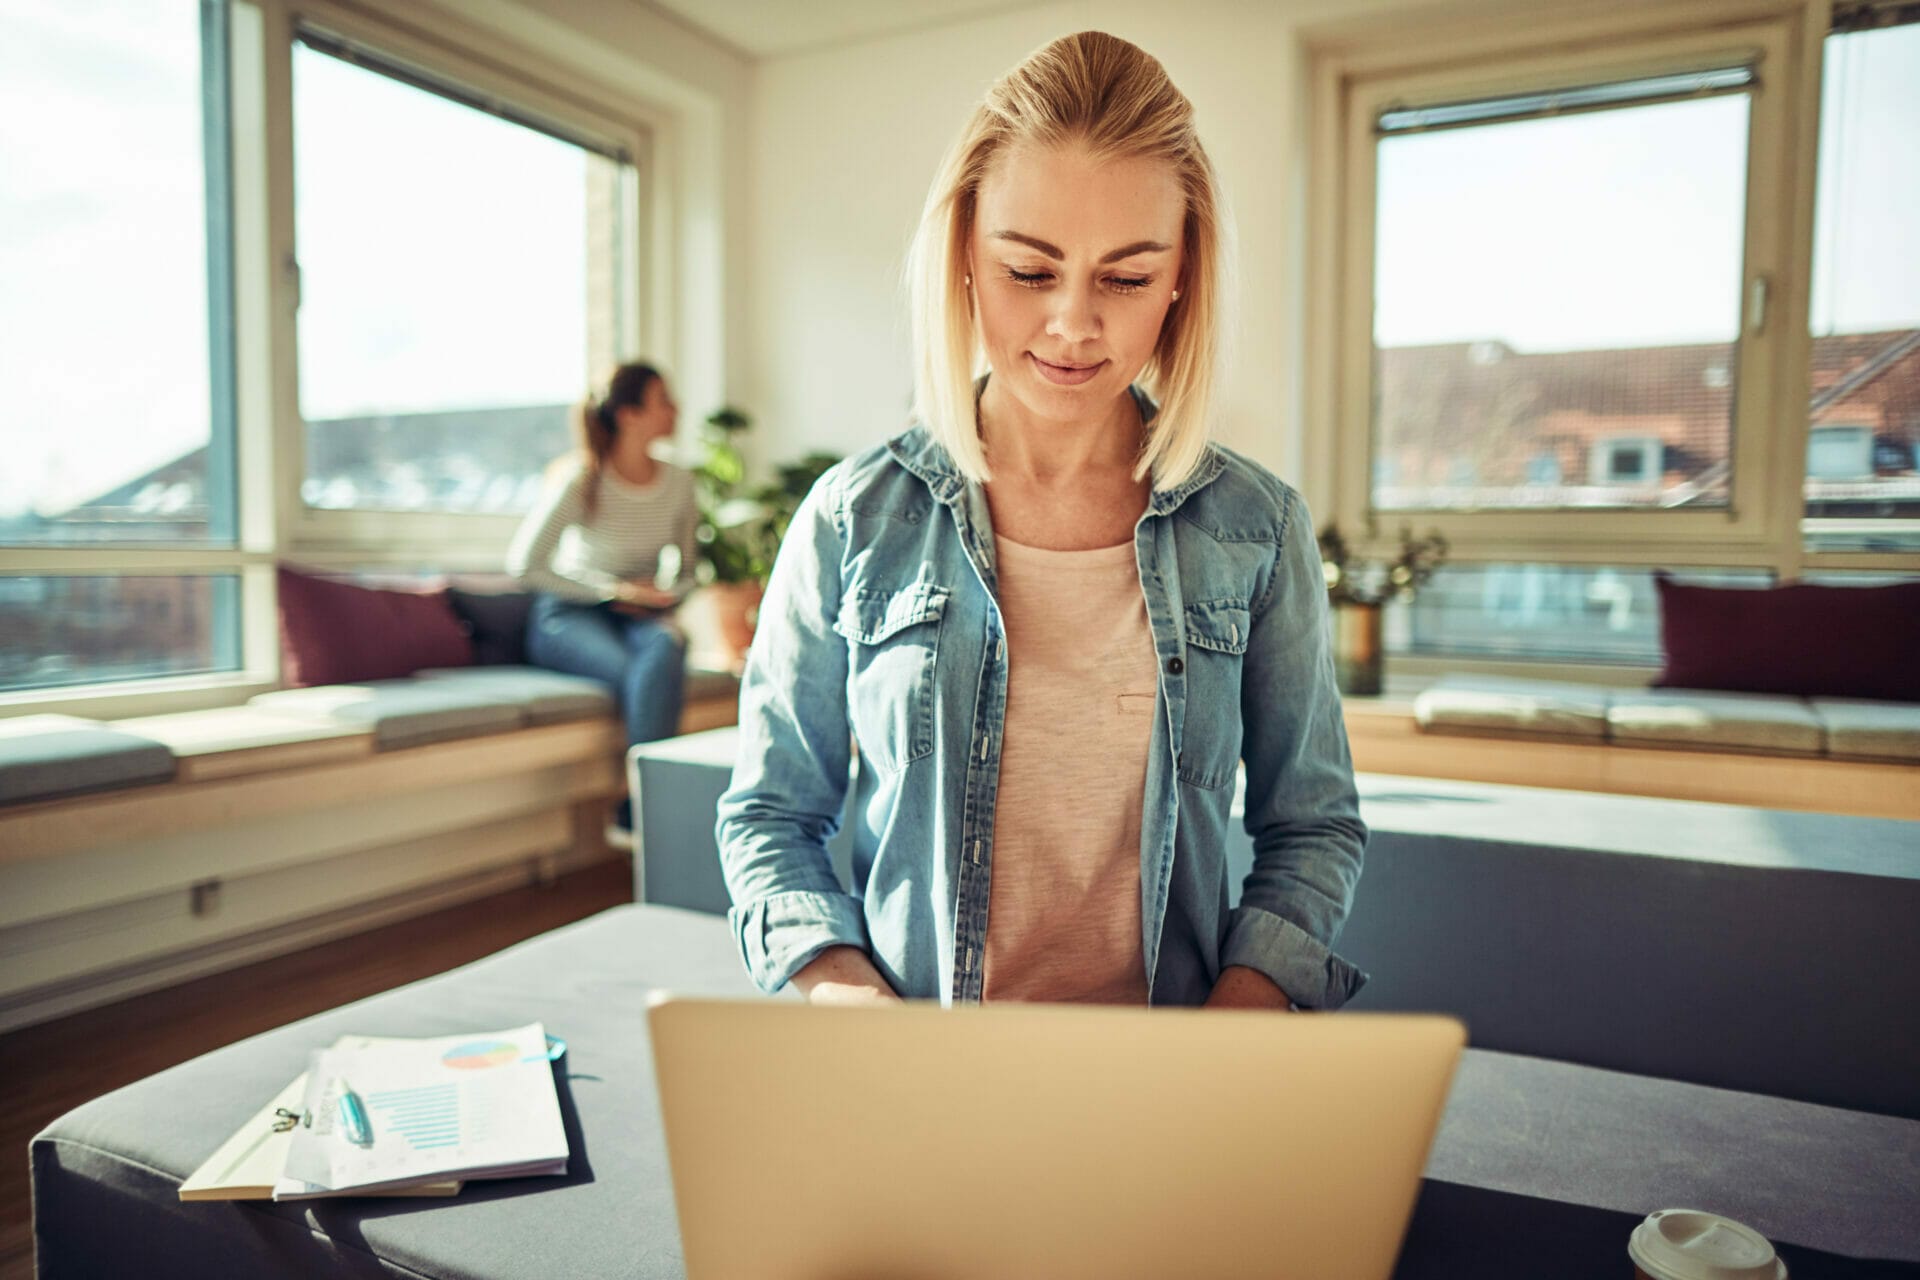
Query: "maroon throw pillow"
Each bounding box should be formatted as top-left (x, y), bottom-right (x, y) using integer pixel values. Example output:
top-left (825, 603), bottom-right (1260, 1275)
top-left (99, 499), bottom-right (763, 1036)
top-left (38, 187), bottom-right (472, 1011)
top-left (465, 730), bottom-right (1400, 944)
top-left (1654, 574), bottom-right (1920, 702)
top-left (276, 565), bottom-right (474, 688)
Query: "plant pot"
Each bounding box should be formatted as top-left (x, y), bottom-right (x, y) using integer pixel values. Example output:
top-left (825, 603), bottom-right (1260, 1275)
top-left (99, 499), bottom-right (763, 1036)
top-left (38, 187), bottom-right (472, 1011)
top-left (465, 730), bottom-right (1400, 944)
top-left (1331, 601), bottom-right (1384, 697)
top-left (710, 579), bottom-right (763, 673)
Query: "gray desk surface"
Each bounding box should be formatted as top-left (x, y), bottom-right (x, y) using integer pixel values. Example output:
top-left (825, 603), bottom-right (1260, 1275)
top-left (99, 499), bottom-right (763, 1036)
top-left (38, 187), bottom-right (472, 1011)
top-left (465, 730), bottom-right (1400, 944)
top-left (34, 904), bottom-right (1920, 1279)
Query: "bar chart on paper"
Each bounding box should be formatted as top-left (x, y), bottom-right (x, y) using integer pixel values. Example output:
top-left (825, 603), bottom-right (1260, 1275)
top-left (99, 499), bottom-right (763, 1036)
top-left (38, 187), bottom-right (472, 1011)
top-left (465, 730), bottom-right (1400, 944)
top-left (367, 1084), bottom-right (461, 1151)
top-left (274, 1022), bottom-right (570, 1198)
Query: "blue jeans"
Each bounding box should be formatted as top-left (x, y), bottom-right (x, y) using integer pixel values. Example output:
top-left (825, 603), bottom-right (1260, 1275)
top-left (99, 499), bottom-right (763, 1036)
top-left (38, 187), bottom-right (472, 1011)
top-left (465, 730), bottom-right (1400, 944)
top-left (526, 593), bottom-right (687, 826)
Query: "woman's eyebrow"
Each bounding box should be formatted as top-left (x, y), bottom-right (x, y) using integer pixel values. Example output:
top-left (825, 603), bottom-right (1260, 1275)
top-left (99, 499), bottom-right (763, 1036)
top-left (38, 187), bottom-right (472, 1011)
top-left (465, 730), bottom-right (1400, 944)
top-left (988, 230), bottom-right (1172, 263)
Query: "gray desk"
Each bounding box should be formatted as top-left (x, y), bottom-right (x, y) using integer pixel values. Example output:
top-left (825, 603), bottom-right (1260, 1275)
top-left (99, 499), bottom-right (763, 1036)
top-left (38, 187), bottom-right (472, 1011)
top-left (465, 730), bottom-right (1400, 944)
top-left (33, 905), bottom-right (1920, 1278)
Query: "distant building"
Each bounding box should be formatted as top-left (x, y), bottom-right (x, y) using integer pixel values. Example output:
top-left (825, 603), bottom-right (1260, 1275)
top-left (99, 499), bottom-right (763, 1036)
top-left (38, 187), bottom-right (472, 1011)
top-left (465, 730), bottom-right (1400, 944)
top-left (1375, 329), bottom-right (1920, 513)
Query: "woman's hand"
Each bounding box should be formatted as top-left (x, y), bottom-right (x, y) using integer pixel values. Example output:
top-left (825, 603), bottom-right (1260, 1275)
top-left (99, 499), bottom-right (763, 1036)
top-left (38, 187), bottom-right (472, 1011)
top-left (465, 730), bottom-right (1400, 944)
top-left (791, 946), bottom-right (903, 1006)
top-left (1203, 965), bottom-right (1296, 1011)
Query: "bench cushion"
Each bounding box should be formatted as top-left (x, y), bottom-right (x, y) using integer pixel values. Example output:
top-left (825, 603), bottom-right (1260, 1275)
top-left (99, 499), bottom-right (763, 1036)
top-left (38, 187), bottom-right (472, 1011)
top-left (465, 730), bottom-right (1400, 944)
top-left (113, 706), bottom-right (373, 781)
top-left (1812, 697), bottom-right (1920, 763)
top-left (0, 715), bottom-right (176, 805)
top-left (413, 666), bottom-right (615, 724)
top-left (1411, 676), bottom-right (1611, 740)
top-left (1606, 689), bottom-right (1824, 755)
top-left (251, 682), bottom-right (523, 750)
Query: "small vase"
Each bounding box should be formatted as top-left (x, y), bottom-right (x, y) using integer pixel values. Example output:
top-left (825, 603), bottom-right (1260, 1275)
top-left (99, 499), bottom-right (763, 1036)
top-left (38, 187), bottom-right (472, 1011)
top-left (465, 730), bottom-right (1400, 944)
top-left (1332, 601), bottom-right (1384, 697)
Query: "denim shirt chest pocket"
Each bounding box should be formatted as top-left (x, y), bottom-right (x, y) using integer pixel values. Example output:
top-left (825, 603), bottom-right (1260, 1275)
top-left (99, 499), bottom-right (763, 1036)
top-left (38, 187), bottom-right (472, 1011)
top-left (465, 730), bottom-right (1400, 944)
top-left (833, 581), bottom-right (950, 776)
top-left (1179, 596), bottom-right (1250, 790)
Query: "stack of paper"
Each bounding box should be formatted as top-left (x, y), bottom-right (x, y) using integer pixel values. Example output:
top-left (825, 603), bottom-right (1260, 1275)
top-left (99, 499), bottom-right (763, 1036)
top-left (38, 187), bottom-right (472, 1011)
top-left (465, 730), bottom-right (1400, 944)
top-left (178, 1023), bottom-right (568, 1202)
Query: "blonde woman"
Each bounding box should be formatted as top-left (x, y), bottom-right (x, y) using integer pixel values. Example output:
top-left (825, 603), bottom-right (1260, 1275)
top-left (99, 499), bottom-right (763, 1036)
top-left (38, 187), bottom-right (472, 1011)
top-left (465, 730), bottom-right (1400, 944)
top-left (717, 32), bottom-right (1368, 1010)
top-left (509, 361), bottom-right (697, 842)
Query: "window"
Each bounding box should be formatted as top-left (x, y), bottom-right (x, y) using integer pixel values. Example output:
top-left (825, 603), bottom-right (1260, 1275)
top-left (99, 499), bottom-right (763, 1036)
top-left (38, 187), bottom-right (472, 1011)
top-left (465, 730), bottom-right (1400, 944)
top-left (292, 29), bottom-right (637, 518)
top-left (0, 0), bottom-right (244, 697)
top-left (1, 0), bottom-right (236, 547)
top-left (1390, 565), bottom-right (1772, 666)
top-left (0, 1), bottom-right (667, 712)
top-left (1591, 438), bottom-right (1664, 488)
top-left (1370, 73), bottom-right (1753, 517)
top-left (1316, 6), bottom-right (1919, 675)
top-left (1803, 13), bottom-right (1920, 554)
top-left (0, 576), bottom-right (241, 693)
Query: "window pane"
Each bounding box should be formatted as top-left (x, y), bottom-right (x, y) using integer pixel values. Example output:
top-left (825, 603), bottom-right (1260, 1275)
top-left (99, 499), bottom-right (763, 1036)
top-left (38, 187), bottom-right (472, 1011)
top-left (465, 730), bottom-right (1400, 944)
top-left (1373, 92), bottom-right (1749, 512)
top-left (1387, 564), bottom-right (1771, 665)
top-left (0, 575), bottom-right (241, 692)
top-left (1804, 22), bottom-right (1920, 554)
top-left (293, 43), bottom-right (626, 515)
top-left (0, 1), bottom-right (229, 546)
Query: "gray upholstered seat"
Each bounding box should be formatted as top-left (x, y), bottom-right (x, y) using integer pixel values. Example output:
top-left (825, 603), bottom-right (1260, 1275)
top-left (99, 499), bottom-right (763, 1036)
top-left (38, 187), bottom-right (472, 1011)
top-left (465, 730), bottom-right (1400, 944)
top-left (0, 714), bottom-right (176, 806)
top-left (1811, 697), bottom-right (1920, 763)
top-left (1606, 688), bottom-right (1825, 755)
top-left (1411, 675), bottom-right (1612, 740)
top-left (412, 665), bottom-right (617, 724)
top-left (251, 681), bottom-right (524, 750)
top-left (31, 904), bottom-right (1920, 1278)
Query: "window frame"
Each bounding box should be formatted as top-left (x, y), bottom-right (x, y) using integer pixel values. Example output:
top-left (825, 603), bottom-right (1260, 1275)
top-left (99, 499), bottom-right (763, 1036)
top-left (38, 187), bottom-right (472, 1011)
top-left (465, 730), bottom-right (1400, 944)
top-left (276, 0), bottom-right (657, 562)
top-left (1332, 18), bottom-right (1802, 555)
top-left (1303, 0), bottom-right (1920, 682)
top-left (0, 0), bottom-right (678, 719)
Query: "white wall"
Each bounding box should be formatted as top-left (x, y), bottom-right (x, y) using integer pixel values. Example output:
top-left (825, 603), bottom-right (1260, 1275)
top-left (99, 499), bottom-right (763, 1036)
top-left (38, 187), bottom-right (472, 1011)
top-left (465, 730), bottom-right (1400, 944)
top-left (743, 0), bottom-right (1444, 500)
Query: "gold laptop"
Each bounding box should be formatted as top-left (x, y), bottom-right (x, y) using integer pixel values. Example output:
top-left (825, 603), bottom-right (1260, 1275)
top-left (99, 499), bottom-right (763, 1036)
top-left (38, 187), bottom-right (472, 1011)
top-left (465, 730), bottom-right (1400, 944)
top-left (647, 994), bottom-right (1466, 1280)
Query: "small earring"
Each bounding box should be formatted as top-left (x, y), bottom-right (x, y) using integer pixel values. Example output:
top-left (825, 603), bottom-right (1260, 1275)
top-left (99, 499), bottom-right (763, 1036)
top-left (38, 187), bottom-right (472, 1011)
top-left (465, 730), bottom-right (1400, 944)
top-left (965, 273), bottom-right (973, 288)
top-left (1171, 289), bottom-right (1181, 301)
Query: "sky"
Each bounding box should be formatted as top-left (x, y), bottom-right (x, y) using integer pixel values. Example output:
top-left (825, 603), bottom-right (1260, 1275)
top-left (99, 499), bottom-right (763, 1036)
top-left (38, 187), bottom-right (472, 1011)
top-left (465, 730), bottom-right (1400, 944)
top-left (1, 3), bottom-right (1916, 519)
top-left (1375, 23), bottom-right (1920, 350)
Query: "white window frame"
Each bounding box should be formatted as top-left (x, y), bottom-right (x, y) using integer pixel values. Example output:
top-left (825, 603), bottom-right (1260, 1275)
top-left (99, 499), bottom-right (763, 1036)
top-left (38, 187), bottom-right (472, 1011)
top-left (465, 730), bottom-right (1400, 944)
top-left (274, 0), bottom-right (658, 565)
top-left (1, 0), bottom-right (680, 721)
top-left (1329, 16), bottom-right (1802, 556)
top-left (1302, 0), bottom-right (1919, 683)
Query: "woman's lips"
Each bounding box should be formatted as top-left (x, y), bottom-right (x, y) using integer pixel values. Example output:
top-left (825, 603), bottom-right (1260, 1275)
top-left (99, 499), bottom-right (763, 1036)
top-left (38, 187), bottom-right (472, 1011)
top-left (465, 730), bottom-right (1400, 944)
top-left (1029, 353), bottom-right (1105, 386)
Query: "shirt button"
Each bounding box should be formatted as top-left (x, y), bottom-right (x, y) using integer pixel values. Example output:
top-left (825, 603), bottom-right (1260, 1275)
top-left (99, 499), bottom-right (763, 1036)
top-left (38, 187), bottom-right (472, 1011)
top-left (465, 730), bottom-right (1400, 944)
top-left (1166, 656), bottom-right (1184, 675)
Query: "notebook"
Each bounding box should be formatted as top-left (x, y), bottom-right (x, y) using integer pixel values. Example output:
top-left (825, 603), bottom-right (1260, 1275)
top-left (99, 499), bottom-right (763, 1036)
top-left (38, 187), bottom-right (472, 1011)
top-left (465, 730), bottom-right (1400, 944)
top-left (273, 1022), bottom-right (569, 1200)
top-left (178, 1034), bottom-right (460, 1201)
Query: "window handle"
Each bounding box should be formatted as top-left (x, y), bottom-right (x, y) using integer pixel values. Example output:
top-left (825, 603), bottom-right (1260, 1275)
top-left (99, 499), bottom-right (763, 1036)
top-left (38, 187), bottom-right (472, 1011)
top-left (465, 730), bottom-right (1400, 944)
top-left (1747, 274), bottom-right (1769, 336)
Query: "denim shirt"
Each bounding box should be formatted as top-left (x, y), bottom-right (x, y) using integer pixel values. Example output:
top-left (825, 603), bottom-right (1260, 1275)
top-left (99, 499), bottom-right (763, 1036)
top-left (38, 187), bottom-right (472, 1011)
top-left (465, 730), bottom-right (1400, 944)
top-left (715, 382), bottom-right (1369, 1009)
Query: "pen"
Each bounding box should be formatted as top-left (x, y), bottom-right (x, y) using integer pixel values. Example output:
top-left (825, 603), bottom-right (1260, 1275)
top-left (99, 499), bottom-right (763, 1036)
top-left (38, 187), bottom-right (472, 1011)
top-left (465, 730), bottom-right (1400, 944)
top-left (334, 1078), bottom-right (373, 1147)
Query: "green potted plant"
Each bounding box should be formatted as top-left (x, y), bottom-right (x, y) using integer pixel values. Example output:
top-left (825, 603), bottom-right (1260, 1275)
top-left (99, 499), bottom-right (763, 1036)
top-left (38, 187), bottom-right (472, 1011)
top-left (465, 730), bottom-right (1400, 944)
top-left (1317, 521), bottom-right (1449, 697)
top-left (692, 405), bottom-right (839, 669)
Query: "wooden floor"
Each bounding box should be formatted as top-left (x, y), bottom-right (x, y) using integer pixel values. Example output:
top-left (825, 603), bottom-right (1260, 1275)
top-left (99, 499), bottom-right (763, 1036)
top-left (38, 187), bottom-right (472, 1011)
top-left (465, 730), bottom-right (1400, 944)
top-left (0, 857), bottom-right (632, 1279)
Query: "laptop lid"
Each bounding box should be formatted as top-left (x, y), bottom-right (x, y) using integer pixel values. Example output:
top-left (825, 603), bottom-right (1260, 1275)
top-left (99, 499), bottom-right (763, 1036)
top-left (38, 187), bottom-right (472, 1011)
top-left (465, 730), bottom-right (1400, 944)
top-left (648, 995), bottom-right (1465, 1280)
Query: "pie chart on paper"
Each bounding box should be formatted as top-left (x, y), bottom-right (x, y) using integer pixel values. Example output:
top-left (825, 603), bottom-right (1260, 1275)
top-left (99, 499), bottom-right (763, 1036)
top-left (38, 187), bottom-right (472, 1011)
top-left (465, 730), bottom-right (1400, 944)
top-left (442, 1040), bottom-right (519, 1070)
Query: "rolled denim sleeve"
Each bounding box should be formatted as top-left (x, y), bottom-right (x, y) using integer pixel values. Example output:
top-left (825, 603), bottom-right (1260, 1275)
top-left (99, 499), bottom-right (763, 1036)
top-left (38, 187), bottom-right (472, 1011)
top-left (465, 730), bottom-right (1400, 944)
top-left (714, 469), bottom-right (870, 994)
top-left (1224, 486), bottom-right (1370, 1011)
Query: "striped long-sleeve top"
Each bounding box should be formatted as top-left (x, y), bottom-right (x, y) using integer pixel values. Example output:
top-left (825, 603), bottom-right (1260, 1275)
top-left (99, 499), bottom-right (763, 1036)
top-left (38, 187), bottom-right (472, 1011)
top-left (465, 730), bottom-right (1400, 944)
top-left (506, 456), bottom-right (701, 605)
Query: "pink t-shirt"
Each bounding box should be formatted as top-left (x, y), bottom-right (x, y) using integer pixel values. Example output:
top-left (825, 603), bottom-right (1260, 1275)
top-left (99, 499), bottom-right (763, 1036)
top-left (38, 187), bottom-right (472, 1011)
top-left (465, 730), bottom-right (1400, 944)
top-left (980, 533), bottom-right (1159, 1005)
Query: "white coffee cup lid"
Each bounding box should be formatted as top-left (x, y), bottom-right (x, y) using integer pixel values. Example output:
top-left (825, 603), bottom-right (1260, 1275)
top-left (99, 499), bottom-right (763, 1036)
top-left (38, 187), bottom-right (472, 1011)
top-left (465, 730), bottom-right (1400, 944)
top-left (1630, 1209), bottom-right (1788, 1280)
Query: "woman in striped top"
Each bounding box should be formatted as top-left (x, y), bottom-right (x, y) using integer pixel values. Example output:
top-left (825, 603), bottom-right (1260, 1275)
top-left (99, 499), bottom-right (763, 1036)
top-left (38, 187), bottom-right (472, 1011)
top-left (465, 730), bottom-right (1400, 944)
top-left (507, 361), bottom-right (700, 841)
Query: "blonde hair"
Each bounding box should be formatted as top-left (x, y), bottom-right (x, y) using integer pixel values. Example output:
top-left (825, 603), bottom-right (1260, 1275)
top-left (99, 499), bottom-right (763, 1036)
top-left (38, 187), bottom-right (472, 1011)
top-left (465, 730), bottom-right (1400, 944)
top-left (904, 30), bottom-right (1231, 489)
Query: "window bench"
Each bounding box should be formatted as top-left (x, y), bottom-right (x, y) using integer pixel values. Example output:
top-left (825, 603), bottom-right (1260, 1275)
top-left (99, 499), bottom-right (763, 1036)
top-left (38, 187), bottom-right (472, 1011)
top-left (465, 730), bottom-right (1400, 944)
top-left (0, 666), bottom-right (740, 1035)
top-left (1343, 676), bottom-right (1920, 822)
